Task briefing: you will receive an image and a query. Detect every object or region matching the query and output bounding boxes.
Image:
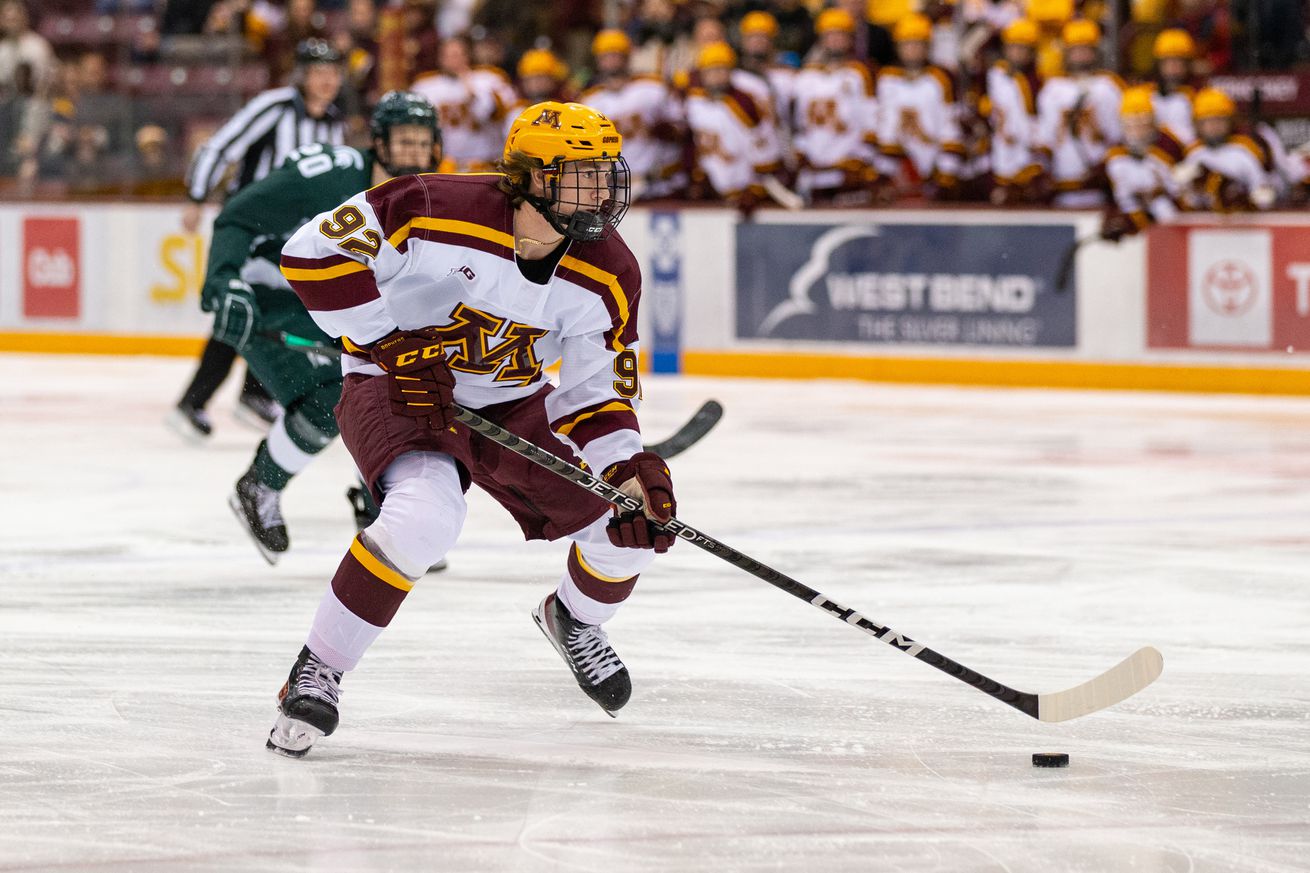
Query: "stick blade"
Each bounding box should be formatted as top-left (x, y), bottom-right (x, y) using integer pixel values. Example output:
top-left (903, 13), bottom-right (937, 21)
top-left (1037, 646), bottom-right (1163, 723)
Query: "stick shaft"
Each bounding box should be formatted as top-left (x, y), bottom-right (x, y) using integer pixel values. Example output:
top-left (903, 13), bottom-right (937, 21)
top-left (451, 404), bottom-right (1040, 719)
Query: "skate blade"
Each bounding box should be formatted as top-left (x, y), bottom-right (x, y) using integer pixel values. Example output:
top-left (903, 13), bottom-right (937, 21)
top-left (532, 605), bottom-right (619, 719)
top-left (227, 494), bottom-right (280, 566)
top-left (164, 410), bottom-right (211, 445)
top-left (266, 714), bottom-right (324, 758)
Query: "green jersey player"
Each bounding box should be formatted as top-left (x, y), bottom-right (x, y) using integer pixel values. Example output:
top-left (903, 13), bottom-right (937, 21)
top-left (202, 91), bottom-right (443, 564)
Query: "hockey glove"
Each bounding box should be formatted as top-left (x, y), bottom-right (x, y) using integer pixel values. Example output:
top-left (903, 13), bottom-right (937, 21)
top-left (211, 279), bottom-right (259, 351)
top-left (368, 328), bottom-right (456, 431)
top-left (603, 451), bottom-right (676, 553)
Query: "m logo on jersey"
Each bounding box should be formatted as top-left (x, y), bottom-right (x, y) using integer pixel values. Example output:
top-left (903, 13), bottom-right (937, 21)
top-left (532, 109), bottom-right (562, 129)
top-left (433, 303), bottom-right (548, 386)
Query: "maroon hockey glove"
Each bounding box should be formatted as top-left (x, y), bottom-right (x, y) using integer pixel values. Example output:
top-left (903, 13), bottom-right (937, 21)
top-left (603, 451), bottom-right (677, 553)
top-left (369, 328), bottom-right (456, 431)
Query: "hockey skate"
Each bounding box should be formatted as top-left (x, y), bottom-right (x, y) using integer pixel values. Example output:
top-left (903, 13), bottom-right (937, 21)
top-left (167, 401), bottom-right (213, 442)
top-left (229, 471), bottom-right (289, 564)
top-left (266, 646), bottom-right (342, 758)
top-left (346, 486), bottom-right (448, 573)
top-left (235, 390), bottom-right (282, 429)
top-left (533, 592), bottom-right (630, 716)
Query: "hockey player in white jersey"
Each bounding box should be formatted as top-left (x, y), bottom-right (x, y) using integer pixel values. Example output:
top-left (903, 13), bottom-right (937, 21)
top-left (1174, 88), bottom-right (1278, 213)
top-left (791, 8), bottom-right (879, 203)
top-left (873, 13), bottom-right (965, 198)
top-left (684, 42), bottom-right (785, 209)
top-left (987, 17), bottom-right (1046, 204)
top-left (505, 48), bottom-right (573, 136)
top-left (1034, 18), bottom-right (1124, 206)
top-left (1149, 29), bottom-right (1197, 145)
top-left (410, 36), bottom-right (516, 171)
top-left (270, 101), bottom-right (676, 756)
top-left (580, 29), bottom-right (686, 200)
top-left (1100, 86), bottom-right (1185, 241)
top-left (738, 11), bottom-right (796, 135)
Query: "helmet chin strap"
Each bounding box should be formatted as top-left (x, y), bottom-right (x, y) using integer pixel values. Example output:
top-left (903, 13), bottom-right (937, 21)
top-left (524, 191), bottom-right (607, 242)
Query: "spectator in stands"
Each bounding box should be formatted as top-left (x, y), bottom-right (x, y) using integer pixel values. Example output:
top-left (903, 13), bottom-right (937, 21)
top-left (1174, 88), bottom-right (1277, 212)
top-left (1035, 19), bottom-right (1123, 207)
top-left (401, 0), bottom-right (439, 80)
top-left (1150, 28), bottom-right (1198, 145)
top-left (837, 0), bottom-right (895, 65)
top-left (791, 8), bottom-right (879, 205)
top-left (0, 0), bottom-right (56, 99)
top-left (580, 28), bottom-right (686, 200)
top-left (1176, 0), bottom-right (1231, 75)
top-left (874, 13), bottom-right (966, 199)
top-left (126, 123), bottom-right (188, 197)
top-left (987, 17), bottom-right (1045, 204)
top-left (70, 50), bottom-right (133, 159)
top-left (1100, 86), bottom-right (1182, 241)
top-left (630, 0), bottom-right (693, 80)
top-left (171, 38), bottom-right (345, 441)
top-left (264, 0), bottom-right (326, 85)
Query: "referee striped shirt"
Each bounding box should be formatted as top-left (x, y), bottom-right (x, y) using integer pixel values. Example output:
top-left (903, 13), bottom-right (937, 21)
top-left (186, 86), bottom-right (344, 202)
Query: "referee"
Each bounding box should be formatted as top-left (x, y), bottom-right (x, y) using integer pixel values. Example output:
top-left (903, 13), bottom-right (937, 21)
top-left (171, 38), bottom-right (346, 440)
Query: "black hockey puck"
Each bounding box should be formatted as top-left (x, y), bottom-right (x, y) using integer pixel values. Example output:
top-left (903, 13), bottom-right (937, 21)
top-left (1032, 753), bottom-right (1069, 768)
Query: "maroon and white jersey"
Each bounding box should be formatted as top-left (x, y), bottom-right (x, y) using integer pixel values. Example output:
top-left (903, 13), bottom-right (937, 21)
top-left (986, 60), bottom-right (1041, 184)
top-left (685, 84), bottom-right (783, 196)
top-left (874, 64), bottom-right (965, 181)
top-left (411, 69), bottom-right (515, 171)
top-left (579, 76), bottom-right (685, 198)
top-left (1036, 71), bottom-right (1124, 202)
top-left (280, 174), bottom-right (644, 472)
top-left (791, 60), bottom-right (878, 172)
top-left (1104, 132), bottom-right (1184, 226)
top-left (1151, 83), bottom-right (1195, 145)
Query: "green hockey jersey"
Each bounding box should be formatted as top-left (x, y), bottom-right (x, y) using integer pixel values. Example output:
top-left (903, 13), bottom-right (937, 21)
top-left (201, 143), bottom-right (375, 318)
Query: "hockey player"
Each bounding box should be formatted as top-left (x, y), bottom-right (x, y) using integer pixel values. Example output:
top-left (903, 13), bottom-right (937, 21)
top-left (737, 11), bottom-right (796, 132)
top-left (1034, 18), bottom-right (1123, 207)
top-left (579, 29), bottom-right (686, 200)
top-left (873, 13), bottom-right (965, 198)
top-left (410, 36), bottom-right (515, 172)
top-left (517, 48), bottom-right (572, 104)
top-left (1174, 88), bottom-right (1278, 213)
top-left (1100, 86), bottom-right (1184, 241)
top-left (791, 8), bottom-right (879, 204)
top-left (987, 17), bottom-right (1045, 204)
top-left (684, 42), bottom-right (785, 209)
top-left (204, 92), bottom-right (443, 564)
top-left (172, 38), bottom-right (346, 440)
top-left (268, 102), bottom-right (676, 756)
top-left (1150, 28), bottom-right (1198, 146)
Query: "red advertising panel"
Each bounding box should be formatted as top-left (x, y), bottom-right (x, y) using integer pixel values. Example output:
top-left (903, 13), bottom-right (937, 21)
top-left (1147, 224), bottom-right (1310, 352)
top-left (22, 217), bottom-right (81, 319)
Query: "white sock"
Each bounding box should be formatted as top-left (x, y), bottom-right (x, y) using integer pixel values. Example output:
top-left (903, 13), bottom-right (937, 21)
top-left (557, 571), bottom-right (622, 626)
top-left (266, 414), bottom-right (315, 475)
top-left (306, 587), bottom-right (385, 672)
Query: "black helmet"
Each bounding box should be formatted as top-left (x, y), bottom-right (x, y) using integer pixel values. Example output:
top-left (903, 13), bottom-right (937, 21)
top-left (370, 90), bottom-right (441, 176)
top-left (295, 38), bottom-right (342, 66)
top-left (370, 90), bottom-right (440, 142)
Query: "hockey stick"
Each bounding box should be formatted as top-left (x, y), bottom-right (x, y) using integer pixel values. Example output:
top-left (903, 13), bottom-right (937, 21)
top-left (270, 332), bottom-right (722, 459)
top-left (451, 403), bottom-right (1164, 722)
top-left (643, 400), bottom-right (723, 458)
top-left (1054, 234), bottom-right (1099, 293)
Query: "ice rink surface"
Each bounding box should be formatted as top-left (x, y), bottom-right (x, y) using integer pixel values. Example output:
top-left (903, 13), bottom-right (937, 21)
top-left (1, 353), bottom-right (1308, 873)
